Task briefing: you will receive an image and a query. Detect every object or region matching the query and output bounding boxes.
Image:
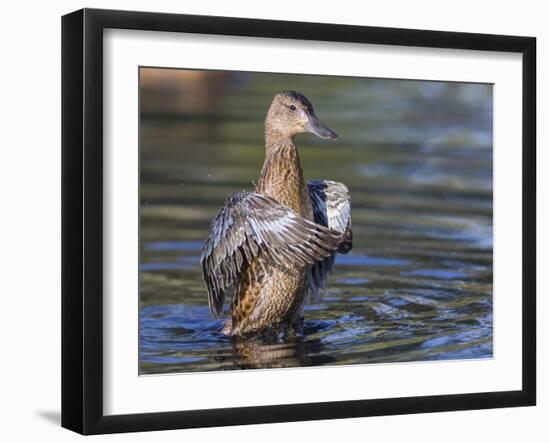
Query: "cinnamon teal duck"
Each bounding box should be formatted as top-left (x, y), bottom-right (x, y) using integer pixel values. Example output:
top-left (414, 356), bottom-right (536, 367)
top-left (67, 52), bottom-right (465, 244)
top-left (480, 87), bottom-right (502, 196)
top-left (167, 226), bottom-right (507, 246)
top-left (201, 91), bottom-right (352, 336)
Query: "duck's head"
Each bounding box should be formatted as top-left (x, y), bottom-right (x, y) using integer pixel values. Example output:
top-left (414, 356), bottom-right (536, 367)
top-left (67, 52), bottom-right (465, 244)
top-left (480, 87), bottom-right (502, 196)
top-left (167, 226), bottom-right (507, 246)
top-left (265, 91), bottom-right (338, 141)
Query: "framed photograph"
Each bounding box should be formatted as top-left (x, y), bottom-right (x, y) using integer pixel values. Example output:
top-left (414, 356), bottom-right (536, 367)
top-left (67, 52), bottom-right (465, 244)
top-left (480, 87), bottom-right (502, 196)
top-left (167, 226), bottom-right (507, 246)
top-left (61, 8), bottom-right (536, 435)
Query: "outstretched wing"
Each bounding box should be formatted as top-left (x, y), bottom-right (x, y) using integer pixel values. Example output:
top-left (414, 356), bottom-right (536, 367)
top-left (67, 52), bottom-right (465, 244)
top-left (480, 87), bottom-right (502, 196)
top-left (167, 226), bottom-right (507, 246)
top-left (307, 180), bottom-right (352, 297)
top-left (200, 192), bottom-right (343, 317)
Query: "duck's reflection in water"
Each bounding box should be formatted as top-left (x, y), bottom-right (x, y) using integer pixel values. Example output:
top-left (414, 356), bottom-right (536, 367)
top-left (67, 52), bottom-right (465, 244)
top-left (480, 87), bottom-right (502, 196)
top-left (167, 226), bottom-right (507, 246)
top-left (209, 333), bottom-right (335, 370)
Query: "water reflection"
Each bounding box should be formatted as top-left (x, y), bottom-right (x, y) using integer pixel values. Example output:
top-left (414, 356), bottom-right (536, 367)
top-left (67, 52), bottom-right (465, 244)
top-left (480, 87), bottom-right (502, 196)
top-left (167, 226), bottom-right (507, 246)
top-left (222, 335), bottom-right (335, 370)
top-left (139, 69), bottom-right (493, 374)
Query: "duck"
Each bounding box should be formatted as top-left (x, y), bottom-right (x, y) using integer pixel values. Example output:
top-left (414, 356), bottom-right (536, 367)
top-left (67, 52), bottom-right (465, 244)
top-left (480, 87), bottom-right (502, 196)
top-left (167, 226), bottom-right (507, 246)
top-left (201, 91), bottom-right (352, 336)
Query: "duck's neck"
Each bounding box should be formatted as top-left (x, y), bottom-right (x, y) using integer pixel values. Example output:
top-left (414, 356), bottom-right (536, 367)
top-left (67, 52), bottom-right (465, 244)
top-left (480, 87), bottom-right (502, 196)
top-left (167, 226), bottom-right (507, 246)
top-left (256, 130), bottom-right (312, 218)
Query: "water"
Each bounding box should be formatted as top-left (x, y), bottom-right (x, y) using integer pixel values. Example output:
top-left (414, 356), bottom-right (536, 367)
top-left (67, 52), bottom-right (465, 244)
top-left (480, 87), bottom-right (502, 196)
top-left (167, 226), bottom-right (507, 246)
top-left (139, 70), bottom-right (493, 374)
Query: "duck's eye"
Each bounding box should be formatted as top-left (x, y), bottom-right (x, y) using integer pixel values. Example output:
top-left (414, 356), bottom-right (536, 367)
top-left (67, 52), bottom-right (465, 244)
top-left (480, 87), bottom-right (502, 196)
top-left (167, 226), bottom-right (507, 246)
top-left (289, 105), bottom-right (297, 111)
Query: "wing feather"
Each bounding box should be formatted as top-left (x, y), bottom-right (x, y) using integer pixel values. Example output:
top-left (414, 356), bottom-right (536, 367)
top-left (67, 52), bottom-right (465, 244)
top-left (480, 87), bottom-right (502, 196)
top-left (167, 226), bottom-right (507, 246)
top-left (200, 192), bottom-right (343, 317)
top-left (307, 180), bottom-right (353, 298)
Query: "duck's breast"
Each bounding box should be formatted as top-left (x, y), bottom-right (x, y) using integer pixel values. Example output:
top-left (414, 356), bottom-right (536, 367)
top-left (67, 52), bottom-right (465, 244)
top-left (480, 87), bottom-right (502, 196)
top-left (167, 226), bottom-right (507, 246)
top-left (256, 148), bottom-right (313, 220)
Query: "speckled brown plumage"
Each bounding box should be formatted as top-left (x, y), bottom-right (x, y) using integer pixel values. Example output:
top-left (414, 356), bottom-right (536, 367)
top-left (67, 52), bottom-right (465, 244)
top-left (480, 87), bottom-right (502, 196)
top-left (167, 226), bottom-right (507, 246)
top-left (201, 91), bottom-right (352, 336)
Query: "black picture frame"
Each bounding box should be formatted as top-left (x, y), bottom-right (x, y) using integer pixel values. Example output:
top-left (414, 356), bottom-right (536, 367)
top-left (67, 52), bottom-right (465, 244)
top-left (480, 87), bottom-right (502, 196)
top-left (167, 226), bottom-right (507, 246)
top-left (61, 8), bottom-right (537, 435)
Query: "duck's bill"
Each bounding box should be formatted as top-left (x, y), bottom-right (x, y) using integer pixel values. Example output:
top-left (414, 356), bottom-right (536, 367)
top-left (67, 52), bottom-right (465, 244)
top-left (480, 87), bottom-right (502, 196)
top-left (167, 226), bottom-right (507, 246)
top-left (306, 115), bottom-right (338, 140)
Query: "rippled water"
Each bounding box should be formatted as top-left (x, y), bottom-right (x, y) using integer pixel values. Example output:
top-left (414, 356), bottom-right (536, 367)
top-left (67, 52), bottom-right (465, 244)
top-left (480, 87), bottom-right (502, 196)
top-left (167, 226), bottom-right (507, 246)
top-left (139, 70), bottom-right (493, 374)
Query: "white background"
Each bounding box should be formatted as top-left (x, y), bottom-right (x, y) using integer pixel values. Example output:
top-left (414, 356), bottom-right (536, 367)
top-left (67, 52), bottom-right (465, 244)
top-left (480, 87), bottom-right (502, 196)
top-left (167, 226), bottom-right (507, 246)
top-left (0, 0), bottom-right (547, 441)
